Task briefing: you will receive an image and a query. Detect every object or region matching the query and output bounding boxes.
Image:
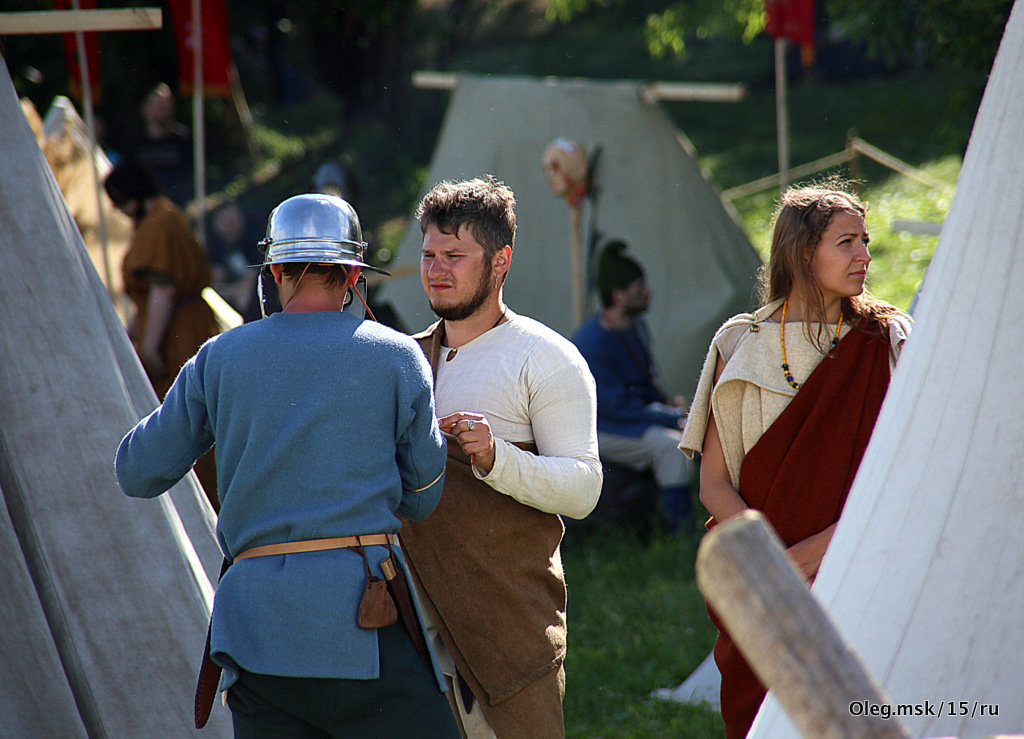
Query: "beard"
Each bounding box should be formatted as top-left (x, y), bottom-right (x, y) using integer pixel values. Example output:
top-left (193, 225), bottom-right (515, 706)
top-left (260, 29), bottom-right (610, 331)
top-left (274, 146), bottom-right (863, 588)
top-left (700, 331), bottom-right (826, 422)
top-left (430, 261), bottom-right (494, 321)
top-left (622, 296), bottom-right (649, 317)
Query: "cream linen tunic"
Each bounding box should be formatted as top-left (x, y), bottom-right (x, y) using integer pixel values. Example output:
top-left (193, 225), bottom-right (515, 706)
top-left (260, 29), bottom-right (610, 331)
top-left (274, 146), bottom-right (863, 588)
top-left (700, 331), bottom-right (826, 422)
top-left (421, 310), bottom-right (603, 721)
top-left (680, 298), bottom-right (910, 488)
top-left (433, 310), bottom-right (603, 519)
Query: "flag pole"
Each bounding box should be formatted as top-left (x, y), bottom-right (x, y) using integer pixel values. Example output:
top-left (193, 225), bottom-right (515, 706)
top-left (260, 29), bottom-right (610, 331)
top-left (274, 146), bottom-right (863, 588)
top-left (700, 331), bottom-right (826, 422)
top-left (190, 0), bottom-right (206, 248)
top-left (774, 36), bottom-right (789, 189)
top-left (71, 0), bottom-right (112, 296)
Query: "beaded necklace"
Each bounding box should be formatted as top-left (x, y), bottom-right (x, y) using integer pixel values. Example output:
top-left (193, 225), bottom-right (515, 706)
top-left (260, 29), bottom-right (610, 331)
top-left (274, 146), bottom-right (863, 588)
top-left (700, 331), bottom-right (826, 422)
top-left (780, 298), bottom-right (843, 390)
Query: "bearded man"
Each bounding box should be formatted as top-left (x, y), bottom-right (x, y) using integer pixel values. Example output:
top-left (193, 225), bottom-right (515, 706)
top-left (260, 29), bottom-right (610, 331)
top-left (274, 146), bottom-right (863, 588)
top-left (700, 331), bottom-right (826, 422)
top-left (399, 175), bottom-right (602, 738)
top-left (571, 240), bottom-right (693, 532)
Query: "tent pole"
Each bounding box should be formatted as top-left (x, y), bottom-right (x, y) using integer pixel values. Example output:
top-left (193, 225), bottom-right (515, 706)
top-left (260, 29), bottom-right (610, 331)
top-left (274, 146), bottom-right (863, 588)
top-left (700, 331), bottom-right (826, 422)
top-left (72, 0), bottom-right (112, 296)
top-left (774, 38), bottom-right (789, 189)
top-left (569, 204), bottom-right (585, 327)
top-left (191, 0), bottom-right (207, 248)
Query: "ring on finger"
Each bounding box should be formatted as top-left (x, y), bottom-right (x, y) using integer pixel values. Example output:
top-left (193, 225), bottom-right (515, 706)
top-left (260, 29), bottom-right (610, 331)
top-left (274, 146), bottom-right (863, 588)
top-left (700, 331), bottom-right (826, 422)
top-left (466, 420), bottom-right (475, 431)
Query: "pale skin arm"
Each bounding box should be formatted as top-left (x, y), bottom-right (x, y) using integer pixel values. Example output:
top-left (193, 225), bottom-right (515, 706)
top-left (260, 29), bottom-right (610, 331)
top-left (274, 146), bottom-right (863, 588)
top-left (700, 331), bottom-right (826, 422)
top-left (698, 356), bottom-right (750, 524)
top-left (139, 279), bottom-right (175, 379)
top-left (698, 355), bottom-right (835, 581)
top-left (786, 524), bottom-right (836, 581)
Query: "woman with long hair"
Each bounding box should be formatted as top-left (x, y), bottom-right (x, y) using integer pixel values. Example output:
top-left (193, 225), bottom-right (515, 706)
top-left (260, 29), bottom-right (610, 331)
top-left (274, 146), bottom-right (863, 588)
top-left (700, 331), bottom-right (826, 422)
top-left (680, 181), bottom-right (911, 738)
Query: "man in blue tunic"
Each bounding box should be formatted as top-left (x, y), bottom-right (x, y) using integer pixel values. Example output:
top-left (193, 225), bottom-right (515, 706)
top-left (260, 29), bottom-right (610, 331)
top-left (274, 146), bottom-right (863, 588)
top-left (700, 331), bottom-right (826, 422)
top-left (571, 240), bottom-right (693, 531)
top-left (115, 194), bottom-right (458, 737)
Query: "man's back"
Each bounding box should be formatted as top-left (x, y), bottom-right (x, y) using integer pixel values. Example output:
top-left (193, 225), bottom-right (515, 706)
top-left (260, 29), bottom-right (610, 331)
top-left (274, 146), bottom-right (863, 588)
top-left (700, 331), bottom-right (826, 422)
top-left (118, 312), bottom-right (443, 532)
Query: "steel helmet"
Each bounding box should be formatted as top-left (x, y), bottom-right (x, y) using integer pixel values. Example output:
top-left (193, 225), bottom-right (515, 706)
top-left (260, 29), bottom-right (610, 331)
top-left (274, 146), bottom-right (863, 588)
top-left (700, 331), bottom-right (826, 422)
top-left (259, 193), bottom-right (384, 272)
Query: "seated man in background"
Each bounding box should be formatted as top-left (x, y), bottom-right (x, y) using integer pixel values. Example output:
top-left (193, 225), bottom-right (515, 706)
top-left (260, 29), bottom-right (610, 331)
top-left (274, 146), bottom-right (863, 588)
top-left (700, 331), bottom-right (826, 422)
top-left (571, 240), bottom-right (693, 532)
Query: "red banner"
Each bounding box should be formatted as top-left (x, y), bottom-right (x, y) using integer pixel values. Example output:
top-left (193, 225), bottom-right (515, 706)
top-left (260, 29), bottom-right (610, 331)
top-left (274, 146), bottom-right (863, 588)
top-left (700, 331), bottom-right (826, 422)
top-left (54, 0), bottom-right (101, 102)
top-left (765, 0), bottom-right (815, 65)
top-left (168, 0), bottom-right (232, 97)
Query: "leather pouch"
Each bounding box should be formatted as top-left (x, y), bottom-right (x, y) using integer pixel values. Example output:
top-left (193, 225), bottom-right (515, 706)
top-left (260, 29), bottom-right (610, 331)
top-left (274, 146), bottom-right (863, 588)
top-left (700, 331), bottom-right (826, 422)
top-left (355, 546), bottom-right (398, 629)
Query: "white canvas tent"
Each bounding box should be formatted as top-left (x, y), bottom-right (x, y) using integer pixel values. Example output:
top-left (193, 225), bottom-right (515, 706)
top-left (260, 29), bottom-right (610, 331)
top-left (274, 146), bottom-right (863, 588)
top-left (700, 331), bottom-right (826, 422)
top-left (750, 1), bottom-right (1024, 736)
top-left (652, 651), bottom-right (720, 709)
top-left (0, 58), bottom-right (230, 735)
top-left (378, 74), bottom-right (762, 396)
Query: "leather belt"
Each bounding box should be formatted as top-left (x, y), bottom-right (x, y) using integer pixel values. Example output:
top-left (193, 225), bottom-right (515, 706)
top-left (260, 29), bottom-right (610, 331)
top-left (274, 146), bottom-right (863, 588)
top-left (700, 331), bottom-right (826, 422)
top-left (234, 533), bottom-right (396, 561)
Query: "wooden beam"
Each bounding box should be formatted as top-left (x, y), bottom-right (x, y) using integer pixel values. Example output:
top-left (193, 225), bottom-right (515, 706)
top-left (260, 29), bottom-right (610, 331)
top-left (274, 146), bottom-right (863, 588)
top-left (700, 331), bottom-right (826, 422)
top-left (849, 138), bottom-right (951, 191)
top-left (774, 38), bottom-right (790, 187)
top-left (891, 219), bottom-right (943, 236)
top-left (201, 288), bottom-right (243, 332)
top-left (639, 81), bottom-right (747, 103)
top-left (412, 70), bottom-right (747, 102)
top-left (412, 70), bottom-right (460, 90)
top-left (696, 511), bottom-right (911, 738)
top-left (0, 8), bottom-right (162, 35)
top-left (720, 149), bottom-right (854, 201)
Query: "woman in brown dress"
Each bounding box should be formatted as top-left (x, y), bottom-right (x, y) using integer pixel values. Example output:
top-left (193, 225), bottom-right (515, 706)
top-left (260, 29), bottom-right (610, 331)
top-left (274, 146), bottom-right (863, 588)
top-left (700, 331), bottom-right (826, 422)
top-left (105, 161), bottom-right (220, 506)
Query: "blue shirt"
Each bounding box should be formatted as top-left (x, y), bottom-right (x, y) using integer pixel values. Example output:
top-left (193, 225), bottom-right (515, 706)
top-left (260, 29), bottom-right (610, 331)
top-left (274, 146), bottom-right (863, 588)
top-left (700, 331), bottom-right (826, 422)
top-left (571, 314), bottom-right (680, 437)
top-left (115, 310), bottom-right (447, 687)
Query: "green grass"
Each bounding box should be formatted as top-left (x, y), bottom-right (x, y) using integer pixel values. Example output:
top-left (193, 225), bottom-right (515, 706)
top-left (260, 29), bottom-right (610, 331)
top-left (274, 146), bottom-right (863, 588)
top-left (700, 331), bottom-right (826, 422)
top-left (562, 521), bottom-right (723, 738)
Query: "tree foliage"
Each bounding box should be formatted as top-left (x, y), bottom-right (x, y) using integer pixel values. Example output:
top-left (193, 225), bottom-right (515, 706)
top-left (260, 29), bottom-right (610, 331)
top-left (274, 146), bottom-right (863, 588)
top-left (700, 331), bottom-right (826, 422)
top-left (544, 0), bottom-right (1014, 71)
top-left (645, 0), bottom-right (765, 57)
top-left (826, 0), bottom-right (1014, 72)
top-left (546, 0), bottom-right (764, 57)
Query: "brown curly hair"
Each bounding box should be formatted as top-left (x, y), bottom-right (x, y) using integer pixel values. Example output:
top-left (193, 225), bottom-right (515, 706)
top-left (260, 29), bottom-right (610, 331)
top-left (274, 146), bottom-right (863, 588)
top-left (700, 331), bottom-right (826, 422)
top-left (416, 175), bottom-right (516, 260)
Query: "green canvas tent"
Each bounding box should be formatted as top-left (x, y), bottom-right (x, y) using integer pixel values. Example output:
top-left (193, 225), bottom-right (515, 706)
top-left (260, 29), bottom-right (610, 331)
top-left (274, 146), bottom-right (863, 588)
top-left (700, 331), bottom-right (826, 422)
top-left (378, 74), bottom-right (762, 397)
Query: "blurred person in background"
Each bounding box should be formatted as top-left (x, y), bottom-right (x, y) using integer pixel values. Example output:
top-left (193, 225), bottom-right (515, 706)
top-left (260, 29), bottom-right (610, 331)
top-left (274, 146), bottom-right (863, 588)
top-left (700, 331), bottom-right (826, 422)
top-left (124, 83), bottom-right (193, 208)
top-left (208, 202), bottom-right (273, 322)
top-left (104, 160), bottom-right (219, 508)
top-left (313, 155), bottom-right (405, 331)
top-left (571, 240), bottom-right (693, 533)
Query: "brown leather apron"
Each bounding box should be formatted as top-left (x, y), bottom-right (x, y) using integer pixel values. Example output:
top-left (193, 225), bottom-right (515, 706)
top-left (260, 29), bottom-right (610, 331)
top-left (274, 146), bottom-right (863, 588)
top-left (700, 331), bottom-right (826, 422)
top-left (400, 322), bottom-right (568, 737)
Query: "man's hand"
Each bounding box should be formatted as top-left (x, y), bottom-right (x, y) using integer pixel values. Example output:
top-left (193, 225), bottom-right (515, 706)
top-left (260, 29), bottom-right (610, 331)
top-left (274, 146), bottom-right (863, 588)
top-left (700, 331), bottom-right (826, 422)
top-left (438, 412), bottom-right (496, 474)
